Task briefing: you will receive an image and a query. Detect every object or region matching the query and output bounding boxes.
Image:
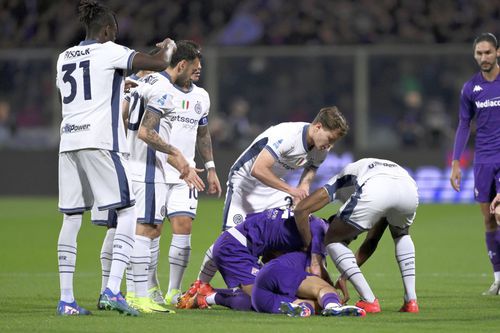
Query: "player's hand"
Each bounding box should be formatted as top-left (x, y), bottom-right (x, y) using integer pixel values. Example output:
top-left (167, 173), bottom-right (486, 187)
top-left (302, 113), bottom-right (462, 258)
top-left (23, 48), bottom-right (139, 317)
top-left (156, 38), bottom-right (177, 63)
top-left (124, 78), bottom-right (139, 93)
top-left (290, 187), bottom-right (309, 205)
top-left (206, 169), bottom-right (222, 197)
top-left (450, 160), bottom-right (461, 192)
top-left (490, 193), bottom-right (500, 214)
top-left (179, 166), bottom-right (205, 192)
top-left (334, 276), bottom-right (350, 304)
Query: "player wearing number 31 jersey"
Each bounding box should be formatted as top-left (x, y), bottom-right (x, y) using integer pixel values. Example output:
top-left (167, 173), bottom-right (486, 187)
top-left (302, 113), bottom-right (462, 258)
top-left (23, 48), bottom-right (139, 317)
top-left (55, 0), bottom-right (176, 317)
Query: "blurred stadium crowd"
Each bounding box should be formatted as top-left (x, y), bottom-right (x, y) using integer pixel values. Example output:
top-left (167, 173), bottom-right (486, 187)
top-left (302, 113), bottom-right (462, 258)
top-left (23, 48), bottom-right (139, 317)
top-left (0, 0), bottom-right (499, 150)
top-left (1, 0), bottom-right (499, 47)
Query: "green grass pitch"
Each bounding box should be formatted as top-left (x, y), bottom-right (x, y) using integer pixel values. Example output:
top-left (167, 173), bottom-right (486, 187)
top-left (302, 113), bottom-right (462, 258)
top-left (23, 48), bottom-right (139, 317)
top-left (0, 197), bottom-right (499, 332)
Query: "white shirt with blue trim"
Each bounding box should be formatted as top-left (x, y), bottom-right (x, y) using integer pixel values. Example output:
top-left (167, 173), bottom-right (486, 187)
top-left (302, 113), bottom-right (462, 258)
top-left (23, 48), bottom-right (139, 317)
top-left (57, 40), bottom-right (136, 153)
top-left (229, 122), bottom-right (327, 191)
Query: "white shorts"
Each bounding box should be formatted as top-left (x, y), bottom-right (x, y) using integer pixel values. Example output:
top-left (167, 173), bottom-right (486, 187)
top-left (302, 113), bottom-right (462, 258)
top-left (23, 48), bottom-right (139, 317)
top-left (222, 184), bottom-right (292, 230)
top-left (58, 150), bottom-right (135, 214)
top-left (90, 206), bottom-right (118, 227)
top-left (134, 181), bottom-right (168, 224)
top-left (165, 182), bottom-right (198, 220)
top-left (338, 175), bottom-right (418, 231)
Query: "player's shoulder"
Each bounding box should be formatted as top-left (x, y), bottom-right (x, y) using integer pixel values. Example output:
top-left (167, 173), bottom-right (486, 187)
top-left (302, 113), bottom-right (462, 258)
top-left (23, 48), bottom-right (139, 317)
top-left (462, 72), bottom-right (483, 92)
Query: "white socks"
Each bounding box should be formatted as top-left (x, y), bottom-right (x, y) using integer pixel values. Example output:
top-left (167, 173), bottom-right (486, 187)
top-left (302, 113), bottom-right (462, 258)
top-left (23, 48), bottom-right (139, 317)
top-left (148, 236), bottom-right (161, 290)
top-left (168, 234), bottom-right (191, 292)
top-left (395, 235), bottom-right (417, 301)
top-left (57, 214), bottom-right (82, 303)
top-left (107, 206), bottom-right (136, 294)
top-left (131, 235), bottom-right (152, 298)
top-left (327, 242), bottom-right (376, 302)
top-left (100, 228), bottom-right (115, 293)
top-left (197, 243), bottom-right (217, 283)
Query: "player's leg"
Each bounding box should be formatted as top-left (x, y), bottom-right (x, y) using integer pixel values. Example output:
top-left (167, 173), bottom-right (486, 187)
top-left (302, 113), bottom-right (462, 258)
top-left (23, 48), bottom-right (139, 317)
top-left (130, 181), bottom-right (172, 313)
top-left (57, 151), bottom-right (92, 315)
top-left (192, 186), bottom-right (243, 288)
top-left (165, 183), bottom-right (197, 305)
top-left (389, 226), bottom-right (418, 312)
top-left (83, 150), bottom-right (138, 316)
top-left (324, 217), bottom-right (379, 311)
top-left (90, 207), bottom-right (117, 309)
top-left (147, 234), bottom-right (163, 303)
top-left (475, 164), bottom-right (500, 295)
top-left (252, 258), bottom-right (315, 317)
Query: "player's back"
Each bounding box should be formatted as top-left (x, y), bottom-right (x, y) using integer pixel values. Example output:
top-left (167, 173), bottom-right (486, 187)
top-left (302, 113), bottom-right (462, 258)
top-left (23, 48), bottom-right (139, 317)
top-left (236, 208), bottom-right (325, 256)
top-left (57, 41), bottom-right (135, 153)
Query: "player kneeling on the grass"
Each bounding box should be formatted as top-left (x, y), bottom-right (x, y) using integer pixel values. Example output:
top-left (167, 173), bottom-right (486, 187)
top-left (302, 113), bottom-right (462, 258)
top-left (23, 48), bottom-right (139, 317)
top-left (178, 208), bottom-right (329, 311)
top-left (252, 251), bottom-right (365, 317)
top-left (294, 158), bottom-right (419, 313)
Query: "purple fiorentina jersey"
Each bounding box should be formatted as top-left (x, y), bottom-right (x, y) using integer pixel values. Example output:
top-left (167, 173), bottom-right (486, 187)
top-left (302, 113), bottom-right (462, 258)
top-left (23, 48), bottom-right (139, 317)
top-left (453, 72), bottom-right (500, 163)
top-left (235, 208), bottom-right (327, 257)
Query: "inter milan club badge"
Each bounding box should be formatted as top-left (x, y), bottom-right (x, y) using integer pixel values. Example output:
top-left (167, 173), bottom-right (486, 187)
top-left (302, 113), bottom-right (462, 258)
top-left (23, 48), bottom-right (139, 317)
top-left (195, 101), bottom-right (202, 114)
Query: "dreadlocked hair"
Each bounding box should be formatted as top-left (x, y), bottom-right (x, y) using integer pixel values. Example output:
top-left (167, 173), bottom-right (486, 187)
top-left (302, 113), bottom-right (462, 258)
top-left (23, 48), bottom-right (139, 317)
top-left (78, 0), bottom-right (114, 33)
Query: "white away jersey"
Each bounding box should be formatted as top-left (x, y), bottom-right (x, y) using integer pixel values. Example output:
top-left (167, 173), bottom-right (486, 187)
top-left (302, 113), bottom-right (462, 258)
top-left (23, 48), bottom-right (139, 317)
top-left (229, 122), bottom-right (327, 190)
top-left (57, 40), bottom-right (136, 153)
top-left (162, 78), bottom-right (210, 183)
top-left (323, 158), bottom-right (416, 203)
top-left (125, 72), bottom-right (176, 183)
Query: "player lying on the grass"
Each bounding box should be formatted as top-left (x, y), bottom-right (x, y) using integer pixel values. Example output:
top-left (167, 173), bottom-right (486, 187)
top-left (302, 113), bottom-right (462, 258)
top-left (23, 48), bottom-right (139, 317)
top-left (194, 107), bottom-right (349, 288)
top-left (252, 251), bottom-right (365, 317)
top-left (294, 158), bottom-right (419, 314)
top-left (178, 207), bottom-right (329, 310)
top-left (332, 218), bottom-right (419, 313)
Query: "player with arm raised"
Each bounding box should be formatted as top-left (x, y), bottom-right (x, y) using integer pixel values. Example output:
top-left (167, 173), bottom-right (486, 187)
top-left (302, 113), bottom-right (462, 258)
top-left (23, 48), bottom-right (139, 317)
top-left (56, 0), bottom-right (176, 316)
top-left (450, 33), bottom-right (500, 296)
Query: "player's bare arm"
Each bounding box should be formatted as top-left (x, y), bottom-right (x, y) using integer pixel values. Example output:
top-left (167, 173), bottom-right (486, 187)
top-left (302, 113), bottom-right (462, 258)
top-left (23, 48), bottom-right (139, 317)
top-left (131, 38), bottom-right (176, 72)
top-left (196, 125), bottom-right (222, 197)
top-left (293, 188), bottom-right (330, 249)
top-left (450, 159), bottom-right (462, 191)
top-left (252, 149), bottom-right (308, 201)
top-left (139, 110), bottom-right (205, 191)
top-left (355, 218), bottom-right (388, 266)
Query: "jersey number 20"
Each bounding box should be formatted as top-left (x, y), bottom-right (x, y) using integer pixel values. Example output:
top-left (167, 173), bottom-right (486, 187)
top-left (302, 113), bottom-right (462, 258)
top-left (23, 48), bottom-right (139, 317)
top-left (61, 60), bottom-right (91, 104)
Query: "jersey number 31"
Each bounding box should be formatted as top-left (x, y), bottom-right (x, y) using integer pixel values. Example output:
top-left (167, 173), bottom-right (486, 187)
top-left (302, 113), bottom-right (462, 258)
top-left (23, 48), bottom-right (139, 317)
top-left (61, 60), bottom-right (91, 104)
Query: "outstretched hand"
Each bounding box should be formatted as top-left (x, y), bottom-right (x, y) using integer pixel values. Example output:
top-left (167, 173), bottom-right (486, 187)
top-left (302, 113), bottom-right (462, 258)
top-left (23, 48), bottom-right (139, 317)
top-left (334, 277), bottom-right (350, 305)
top-left (179, 166), bottom-right (205, 192)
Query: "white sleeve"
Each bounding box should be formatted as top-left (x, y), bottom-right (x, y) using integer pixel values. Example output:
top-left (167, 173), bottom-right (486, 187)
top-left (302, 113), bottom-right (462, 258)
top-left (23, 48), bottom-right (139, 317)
top-left (146, 84), bottom-right (175, 116)
top-left (264, 131), bottom-right (294, 161)
top-left (104, 41), bottom-right (137, 71)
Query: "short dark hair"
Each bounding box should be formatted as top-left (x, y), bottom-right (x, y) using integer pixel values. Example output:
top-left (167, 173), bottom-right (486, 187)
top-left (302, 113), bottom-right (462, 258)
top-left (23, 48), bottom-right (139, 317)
top-left (169, 40), bottom-right (202, 67)
top-left (473, 32), bottom-right (498, 50)
top-left (312, 106), bottom-right (349, 137)
top-left (78, 0), bottom-right (116, 36)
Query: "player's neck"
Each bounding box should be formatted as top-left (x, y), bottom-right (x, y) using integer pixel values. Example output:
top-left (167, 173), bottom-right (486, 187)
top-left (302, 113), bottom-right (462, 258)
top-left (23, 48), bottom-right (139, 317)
top-left (482, 64), bottom-right (500, 82)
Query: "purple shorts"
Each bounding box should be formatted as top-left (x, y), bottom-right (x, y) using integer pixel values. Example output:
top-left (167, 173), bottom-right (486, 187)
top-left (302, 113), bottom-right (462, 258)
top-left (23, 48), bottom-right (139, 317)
top-left (473, 163), bottom-right (500, 202)
top-left (212, 231), bottom-right (261, 288)
top-left (251, 259), bottom-right (311, 314)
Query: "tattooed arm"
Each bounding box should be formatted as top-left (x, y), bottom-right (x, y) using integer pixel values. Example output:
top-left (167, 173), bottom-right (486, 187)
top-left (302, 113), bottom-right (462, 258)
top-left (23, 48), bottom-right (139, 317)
top-left (138, 110), bottom-right (205, 191)
top-left (196, 125), bottom-right (221, 197)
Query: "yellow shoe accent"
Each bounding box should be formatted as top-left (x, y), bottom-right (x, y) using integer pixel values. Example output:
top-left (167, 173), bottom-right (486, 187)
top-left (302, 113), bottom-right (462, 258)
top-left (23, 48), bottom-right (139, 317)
top-left (165, 289), bottom-right (181, 306)
top-left (134, 297), bottom-right (175, 314)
